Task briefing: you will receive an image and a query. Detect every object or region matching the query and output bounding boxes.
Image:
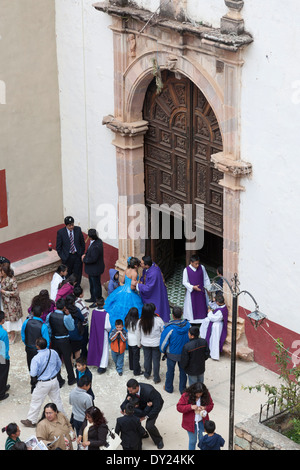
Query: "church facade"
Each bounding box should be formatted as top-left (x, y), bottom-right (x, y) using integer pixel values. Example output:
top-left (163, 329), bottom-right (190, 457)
top-left (1, 0), bottom-right (300, 372)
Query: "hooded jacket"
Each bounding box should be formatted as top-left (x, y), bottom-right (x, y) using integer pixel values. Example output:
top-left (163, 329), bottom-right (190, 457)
top-left (107, 268), bottom-right (119, 295)
top-left (160, 318), bottom-right (190, 361)
top-left (198, 432), bottom-right (225, 450)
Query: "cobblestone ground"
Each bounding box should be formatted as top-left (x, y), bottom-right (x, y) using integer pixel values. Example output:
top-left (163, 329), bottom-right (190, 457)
top-left (0, 278), bottom-right (280, 451)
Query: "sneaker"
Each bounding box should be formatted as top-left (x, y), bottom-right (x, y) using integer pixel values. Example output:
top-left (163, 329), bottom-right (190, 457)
top-left (21, 419), bottom-right (36, 428)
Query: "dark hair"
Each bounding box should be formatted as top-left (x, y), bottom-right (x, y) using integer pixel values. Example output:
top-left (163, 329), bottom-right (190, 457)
top-left (125, 307), bottom-right (139, 331)
top-left (64, 216), bottom-right (74, 225)
top-left (39, 403), bottom-right (58, 422)
top-left (142, 255), bottom-right (152, 267)
top-left (139, 303), bottom-right (156, 335)
top-left (76, 356), bottom-right (87, 366)
top-left (185, 382), bottom-right (210, 406)
top-left (30, 290), bottom-right (53, 314)
top-left (55, 298), bottom-right (66, 311)
top-left (88, 228), bottom-right (98, 240)
top-left (78, 375), bottom-right (91, 388)
top-left (2, 423), bottom-right (18, 436)
top-left (128, 257), bottom-right (140, 269)
top-left (67, 274), bottom-right (77, 285)
top-left (96, 297), bottom-right (104, 308)
top-left (85, 406), bottom-right (107, 426)
top-left (56, 264), bottom-right (67, 274)
top-left (32, 305), bottom-right (43, 317)
top-left (127, 378), bottom-right (139, 389)
top-left (125, 403), bottom-right (135, 416)
top-left (172, 306), bottom-right (183, 319)
top-left (115, 319), bottom-right (123, 326)
top-left (190, 254), bottom-right (200, 263)
top-left (1, 263), bottom-right (14, 278)
top-left (189, 326), bottom-right (200, 338)
top-left (215, 292), bottom-right (225, 304)
top-left (204, 420), bottom-right (216, 434)
top-left (0, 310), bottom-right (5, 322)
top-left (73, 285), bottom-right (83, 297)
top-left (10, 441), bottom-right (27, 450)
top-left (217, 266), bottom-right (223, 276)
top-left (36, 337), bottom-right (47, 350)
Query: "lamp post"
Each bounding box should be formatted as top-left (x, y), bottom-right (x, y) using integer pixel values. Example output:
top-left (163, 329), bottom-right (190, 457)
top-left (210, 273), bottom-right (267, 450)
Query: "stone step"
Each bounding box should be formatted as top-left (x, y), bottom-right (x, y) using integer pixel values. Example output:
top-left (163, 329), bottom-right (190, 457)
top-left (11, 250), bottom-right (61, 292)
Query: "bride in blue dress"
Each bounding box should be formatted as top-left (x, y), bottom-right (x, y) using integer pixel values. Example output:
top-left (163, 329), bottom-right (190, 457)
top-left (104, 257), bottom-right (144, 327)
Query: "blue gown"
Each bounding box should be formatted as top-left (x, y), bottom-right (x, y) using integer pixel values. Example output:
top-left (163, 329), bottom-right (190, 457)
top-left (104, 274), bottom-right (144, 327)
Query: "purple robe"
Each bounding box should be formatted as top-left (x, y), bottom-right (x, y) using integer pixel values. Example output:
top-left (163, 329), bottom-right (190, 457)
top-left (205, 304), bottom-right (228, 352)
top-left (87, 308), bottom-right (107, 366)
top-left (186, 265), bottom-right (207, 320)
top-left (139, 263), bottom-right (170, 322)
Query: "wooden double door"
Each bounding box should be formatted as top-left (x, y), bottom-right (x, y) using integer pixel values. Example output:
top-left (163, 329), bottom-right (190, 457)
top-left (143, 71), bottom-right (223, 279)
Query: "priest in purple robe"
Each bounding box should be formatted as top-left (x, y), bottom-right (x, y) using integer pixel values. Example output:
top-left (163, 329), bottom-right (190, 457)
top-left (182, 254), bottom-right (211, 325)
top-left (137, 256), bottom-right (170, 323)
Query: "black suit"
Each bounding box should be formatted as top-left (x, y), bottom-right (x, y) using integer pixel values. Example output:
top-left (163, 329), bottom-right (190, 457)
top-left (121, 383), bottom-right (164, 446)
top-left (83, 238), bottom-right (105, 301)
top-left (56, 226), bottom-right (85, 284)
top-left (115, 414), bottom-right (145, 450)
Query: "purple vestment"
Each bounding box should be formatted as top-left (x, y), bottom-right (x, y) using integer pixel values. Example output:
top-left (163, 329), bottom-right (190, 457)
top-left (205, 304), bottom-right (228, 352)
top-left (87, 308), bottom-right (107, 366)
top-left (139, 263), bottom-right (170, 322)
top-left (186, 265), bottom-right (207, 320)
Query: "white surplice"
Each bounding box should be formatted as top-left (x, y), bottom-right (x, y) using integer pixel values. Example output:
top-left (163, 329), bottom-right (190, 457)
top-left (200, 305), bottom-right (224, 360)
top-left (182, 264), bottom-right (211, 324)
top-left (98, 310), bottom-right (111, 368)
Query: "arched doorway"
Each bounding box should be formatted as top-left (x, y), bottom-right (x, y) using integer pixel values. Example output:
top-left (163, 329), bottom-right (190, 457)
top-left (143, 71), bottom-right (224, 279)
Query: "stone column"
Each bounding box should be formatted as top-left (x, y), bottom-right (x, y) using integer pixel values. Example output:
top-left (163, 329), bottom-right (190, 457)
top-left (102, 116), bottom-right (148, 275)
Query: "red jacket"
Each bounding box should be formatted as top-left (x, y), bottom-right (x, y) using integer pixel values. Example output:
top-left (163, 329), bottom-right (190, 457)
top-left (176, 392), bottom-right (214, 433)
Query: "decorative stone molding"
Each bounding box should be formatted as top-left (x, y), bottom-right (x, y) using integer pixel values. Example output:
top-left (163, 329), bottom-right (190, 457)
top-left (102, 115), bottom-right (148, 137)
top-left (221, 0), bottom-right (245, 35)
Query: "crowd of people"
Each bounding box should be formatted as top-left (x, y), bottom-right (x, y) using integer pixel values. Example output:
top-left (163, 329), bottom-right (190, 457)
top-left (0, 216), bottom-right (228, 451)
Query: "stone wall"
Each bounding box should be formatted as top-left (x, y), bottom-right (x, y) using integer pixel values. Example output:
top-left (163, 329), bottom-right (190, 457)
top-left (234, 413), bottom-right (300, 450)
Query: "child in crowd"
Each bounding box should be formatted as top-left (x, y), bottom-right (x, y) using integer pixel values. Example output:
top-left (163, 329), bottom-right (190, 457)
top-left (73, 285), bottom-right (90, 358)
top-left (115, 402), bottom-right (146, 450)
top-left (2, 423), bottom-right (21, 450)
top-left (107, 268), bottom-right (120, 296)
top-left (198, 420), bottom-right (225, 450)
top-left (125, 307), bottom-right (143, 376)
top-left (87, 298), bottom-right (111, 375)
top-left (109, 319), bottom-right (127, 376)
top-left (75, 356), bottom-right (95, 400)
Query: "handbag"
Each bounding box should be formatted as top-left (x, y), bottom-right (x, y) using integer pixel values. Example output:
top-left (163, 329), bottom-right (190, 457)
top-left (100, 428), bottom-right (121, 451)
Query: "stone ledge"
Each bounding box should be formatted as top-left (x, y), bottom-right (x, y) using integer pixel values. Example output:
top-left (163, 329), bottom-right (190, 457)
top-left (235, 413), bottom-right (300, 450)
top-left (11, 251), bottom-right (61, 291)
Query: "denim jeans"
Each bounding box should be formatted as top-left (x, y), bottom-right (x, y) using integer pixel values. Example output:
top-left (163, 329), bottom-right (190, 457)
top-left (111, 350), bottom-right (124, 374)
top-left (187, 421), bottom-right (204, 450)
top-left (188, 373), bottom-right (204, 386)
top-left (165, 357), bottom-right (187, 394)
top-left (143, 346), bottom-right (161, 382)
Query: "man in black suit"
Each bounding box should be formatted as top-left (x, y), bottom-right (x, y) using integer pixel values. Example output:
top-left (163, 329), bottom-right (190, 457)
top-left (56, 216), bottom-right (85, 285)
top-left (121, 378), bottom-right (164, 449)
top-left (82, 228), bottom-right (105, 307)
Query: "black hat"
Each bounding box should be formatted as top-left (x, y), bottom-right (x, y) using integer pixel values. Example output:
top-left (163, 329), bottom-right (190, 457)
top-left (64, 216), bottom-right (74, 225)
top-left (0, 256), bottom-right (10, 264)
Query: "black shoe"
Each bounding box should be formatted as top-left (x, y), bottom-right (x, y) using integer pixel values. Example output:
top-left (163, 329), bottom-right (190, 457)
top-left (85, 298), bottom-right (93, 303)
top-left (97, 367), bottom-right (106, 374)
top-left (134, 371), bottom-right (144, 376)
top-left (142, 431), bottom-right (149, 439)
top-left (0, 393), bottom-right (9, 401)
top-left (90, 303), bottom-right (97, 308)
top-left (157, 440), bottom-right (164, 449)
top-left (5, 384), bottom-right (10, 392)
top-left (154, 379), bottom-right (161, 384)
top-left (59, 379), bottom-right (66, 388)
top-left (68, 378), bottom-right (77, 386)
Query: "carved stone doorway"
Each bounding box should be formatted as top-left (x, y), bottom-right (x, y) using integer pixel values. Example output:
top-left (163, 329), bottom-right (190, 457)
top-left (143, 71), bottom-right (223, 279)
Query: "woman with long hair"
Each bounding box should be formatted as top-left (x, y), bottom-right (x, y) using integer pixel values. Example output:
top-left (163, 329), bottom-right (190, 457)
top-left (28, 289), bottom-right (55, 322)
top-left (50, 264), bottom-right (68, 301)
top-left (77, 406), bottom-right (108, 450)
top-left (176, 382), bottom-right (214, 450)
top-left (0, 263), bottom-right (23, 344)
top-left (137, 303), bottom-right (164, 383)
top-left (125, 307), bottom-right (142, 375)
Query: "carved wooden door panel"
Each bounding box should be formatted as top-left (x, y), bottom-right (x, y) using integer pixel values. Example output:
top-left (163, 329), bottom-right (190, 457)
top-left (143, 71), bottom-right (223, 277)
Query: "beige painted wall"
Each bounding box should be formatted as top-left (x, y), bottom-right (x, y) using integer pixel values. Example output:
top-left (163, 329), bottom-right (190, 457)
top-left (0, 0), bottom-right (63, 243)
